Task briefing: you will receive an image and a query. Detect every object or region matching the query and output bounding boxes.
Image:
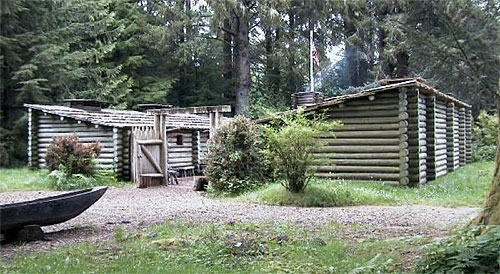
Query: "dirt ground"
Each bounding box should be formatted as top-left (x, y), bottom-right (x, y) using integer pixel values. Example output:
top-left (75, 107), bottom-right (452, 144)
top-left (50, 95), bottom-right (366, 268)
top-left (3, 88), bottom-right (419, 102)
top-left (0, 178), bottom-right (480, 261)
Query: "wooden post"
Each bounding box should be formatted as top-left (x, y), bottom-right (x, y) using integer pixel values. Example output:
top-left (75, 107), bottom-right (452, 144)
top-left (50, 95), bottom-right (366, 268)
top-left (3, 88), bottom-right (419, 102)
top-left (160, 114), bottom-right (168, 185)
top-left (458, 107), bottom-right (466, 166)
top-left (130, 129), bottom-right (138, 185)
top-left (399, 89), bottom-right (409, 185)
top-left (426, 95), bottom-right (437, 181)
top-left (28, 108), bottom-right (33, 167)
top-left (446, 102), bottom-right (456, 171)
top-left (465, 108), bottom-right (473, 163)
top-left (209, 112), bottom-right (216, 139)
top-left (112, 127), bottom-right (119, 173)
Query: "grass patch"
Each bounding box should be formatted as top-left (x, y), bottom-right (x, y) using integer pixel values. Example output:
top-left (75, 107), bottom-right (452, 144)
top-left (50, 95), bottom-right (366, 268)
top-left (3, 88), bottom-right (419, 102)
top-left (0, 222), bottom-right (417, 273)
top-left (0, 168), bottom-right (133, 192)
top-left (0, 168), bottom-right (52, 192)
top-left (241, 161), bottom-right (494, 207)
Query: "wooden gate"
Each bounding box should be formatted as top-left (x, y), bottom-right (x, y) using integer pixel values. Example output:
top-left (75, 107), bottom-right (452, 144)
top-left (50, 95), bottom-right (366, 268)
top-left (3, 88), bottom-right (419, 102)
top-left (130, 116), bottom-right (168, 188)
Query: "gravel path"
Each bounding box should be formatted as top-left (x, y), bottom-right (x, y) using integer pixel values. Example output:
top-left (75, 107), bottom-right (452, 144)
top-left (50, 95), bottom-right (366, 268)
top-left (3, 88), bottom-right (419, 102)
top-left (0, 184), bottom-right (480, 260)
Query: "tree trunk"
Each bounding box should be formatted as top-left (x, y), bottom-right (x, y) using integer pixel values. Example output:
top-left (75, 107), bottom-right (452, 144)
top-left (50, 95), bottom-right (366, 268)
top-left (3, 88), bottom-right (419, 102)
top-left (234, 16), bottom-right (250, 115)
top-left (222, 18), bottom-right (233, 102)
top-left (473, 96), bottom-right (500, 225)
top-left (396, 50), bottom-right (409, 78)
top-left (0, 0), bottom-right (6, 127)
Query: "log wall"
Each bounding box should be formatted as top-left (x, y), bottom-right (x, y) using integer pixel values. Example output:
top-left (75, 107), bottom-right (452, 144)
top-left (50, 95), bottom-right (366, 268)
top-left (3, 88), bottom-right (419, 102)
top-left (465, 109), bottom-right (473, 163)
top-left (167, 130), bottom-right (194, 168)
top-left (433, 99), bottom-right (448, 178)
top-left (446, 102), bottom-right (460, 171)
top-left (193, 130), bottom-right (209, 166)
top-left (35, 113), bottom-right (118, 171)
top-left (426, 95), bottom-right (437, 180)
top-left (407, 88), bottom-right (427, 185)
top-left (27, 108), bottom-right (38, 168)
top-left (458, 107), bottom-right (466, 166)
top-left (313, 89), bottom-right (407, 183)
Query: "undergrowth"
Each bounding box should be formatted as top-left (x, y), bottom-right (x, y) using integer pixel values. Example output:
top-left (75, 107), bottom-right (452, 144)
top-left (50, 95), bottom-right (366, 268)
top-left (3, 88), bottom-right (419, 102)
top-left (415, 225), bottom-right (500, 273)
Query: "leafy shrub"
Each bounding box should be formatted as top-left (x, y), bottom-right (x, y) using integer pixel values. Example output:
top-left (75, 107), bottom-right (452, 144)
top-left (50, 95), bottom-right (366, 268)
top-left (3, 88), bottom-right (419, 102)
top-left (473, 144), bottom-right (497, 162)
top-left (49, 168), bottom-right (121, 190)
top-left (473, 111), bottom-right (498, 161)
top-left (415, 226), bottom-right (500, 273)
top-left (262, 109), bottom-right (340, 193)
top-left (45, 134), bottom-right (101, 176)
top-left (204, 116), bottom-right (266, 194)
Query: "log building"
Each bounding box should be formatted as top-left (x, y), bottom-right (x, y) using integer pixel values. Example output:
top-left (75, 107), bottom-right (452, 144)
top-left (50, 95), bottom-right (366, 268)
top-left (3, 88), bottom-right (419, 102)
top-left (24, 101), bottom-right (213, 180)
top-left (288, 78), bottom-right (472, 186)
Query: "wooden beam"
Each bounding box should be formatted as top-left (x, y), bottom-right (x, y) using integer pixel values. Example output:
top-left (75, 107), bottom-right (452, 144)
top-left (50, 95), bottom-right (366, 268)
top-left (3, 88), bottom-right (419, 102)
top-left (147, 105), bottom-right (231, 115)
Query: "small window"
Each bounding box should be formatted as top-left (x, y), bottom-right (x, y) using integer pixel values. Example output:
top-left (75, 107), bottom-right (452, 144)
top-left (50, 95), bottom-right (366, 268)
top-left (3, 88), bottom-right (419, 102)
top-left (176, 134), bottom-right (183, 145)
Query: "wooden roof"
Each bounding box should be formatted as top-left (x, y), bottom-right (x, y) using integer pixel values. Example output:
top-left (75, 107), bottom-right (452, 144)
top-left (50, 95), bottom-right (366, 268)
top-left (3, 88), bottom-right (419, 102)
top-left (25, 104), bottom-right (212, 129)
top-left (308, 79), bottom-right (471, 112)
top-left (258, 78), bottom-right (471, 123)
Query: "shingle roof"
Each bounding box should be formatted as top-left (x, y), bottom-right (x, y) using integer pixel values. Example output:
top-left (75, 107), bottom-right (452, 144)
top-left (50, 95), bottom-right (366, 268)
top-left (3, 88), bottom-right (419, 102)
top-left (24, 104), bottom-right (212, 129)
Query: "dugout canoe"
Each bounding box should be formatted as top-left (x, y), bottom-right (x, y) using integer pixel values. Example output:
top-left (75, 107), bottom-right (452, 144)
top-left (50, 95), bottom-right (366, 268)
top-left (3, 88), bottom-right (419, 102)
top-left (0, 186), bottom-right (107, 233)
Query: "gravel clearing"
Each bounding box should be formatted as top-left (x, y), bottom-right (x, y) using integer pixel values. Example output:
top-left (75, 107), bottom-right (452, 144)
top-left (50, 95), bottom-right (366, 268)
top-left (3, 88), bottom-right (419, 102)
top-left (0, 183), bottom-right (480, 260)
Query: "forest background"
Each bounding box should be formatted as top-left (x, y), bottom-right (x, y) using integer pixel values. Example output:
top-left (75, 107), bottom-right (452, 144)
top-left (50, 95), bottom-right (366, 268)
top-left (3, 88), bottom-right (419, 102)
top-left (0, 0), bottom-right (498, 166)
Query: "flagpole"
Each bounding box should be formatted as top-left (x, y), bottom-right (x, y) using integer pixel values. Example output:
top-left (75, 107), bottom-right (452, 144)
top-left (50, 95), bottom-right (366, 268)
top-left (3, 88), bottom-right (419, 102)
top-left (310, 29), bottom-right (314, 92)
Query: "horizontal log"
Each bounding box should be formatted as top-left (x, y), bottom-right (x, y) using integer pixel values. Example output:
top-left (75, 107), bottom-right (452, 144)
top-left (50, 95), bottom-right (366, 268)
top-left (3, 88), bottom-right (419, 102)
top-left (315, 172), bottom-right (400, 181)
top-left (315, 145), bottom-right (401, 153)
top-left (311, 158), bottom-right (401, 166)
top-left (323, 130), bottom-right (401, 138)
top-left (325, 109), bottom-right (400, 118)
top-left (334, 123), bottom-right (404, 131)
top-left (332, 103), bottom-right (399, 112)
top-left (37, 126), bottom-right (110, 133)
top-left (313, 152), bottom-right (403, 159)
top-left (320, 138), bottom-right (400, 145)
top-left (337, 117), bottom-right (401, 124)
top-left (313, 165), bottom-right (400, 173)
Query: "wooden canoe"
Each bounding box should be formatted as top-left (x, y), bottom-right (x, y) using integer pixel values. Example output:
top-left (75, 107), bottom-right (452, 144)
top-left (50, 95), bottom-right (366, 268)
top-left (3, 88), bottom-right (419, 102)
top-left (0, 187), bottom-right (107, 233)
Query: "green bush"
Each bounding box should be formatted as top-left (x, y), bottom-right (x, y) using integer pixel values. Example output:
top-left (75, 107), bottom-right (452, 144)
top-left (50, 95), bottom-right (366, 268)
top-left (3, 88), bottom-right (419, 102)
top-left (473, 111), bottom-right (498, 161)
top-left (415, 226), bottom-right (500, 273)
top-left (45, 134), bottom-right (101, 176)
top-left (473, 144), bottom-right (497, 162)
top-left (204, 116), bottom-right (267, 194)
top-left (49, 168), bottom-right (121, 190)
top-left (262, 109), bottom-right (340, 193)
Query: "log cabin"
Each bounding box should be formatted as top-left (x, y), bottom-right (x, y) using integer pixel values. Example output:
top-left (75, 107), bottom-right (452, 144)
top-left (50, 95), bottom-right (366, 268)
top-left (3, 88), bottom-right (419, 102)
top-left (264, 78), bottom-right (473, 186)
top-left (24, 100), bottom-right (214, 180)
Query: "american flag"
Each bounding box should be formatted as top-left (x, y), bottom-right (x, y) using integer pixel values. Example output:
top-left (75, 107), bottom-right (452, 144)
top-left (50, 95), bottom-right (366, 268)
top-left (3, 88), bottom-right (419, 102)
top-left (312, 45), bottom-right (320, 67)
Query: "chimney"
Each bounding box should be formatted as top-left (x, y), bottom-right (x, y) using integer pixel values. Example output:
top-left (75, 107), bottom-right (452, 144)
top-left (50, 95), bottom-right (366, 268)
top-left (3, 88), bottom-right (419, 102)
top-left (291, 92), bottom-right (323, 109)
top-left (64, 99), bottom-right (107, 112)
